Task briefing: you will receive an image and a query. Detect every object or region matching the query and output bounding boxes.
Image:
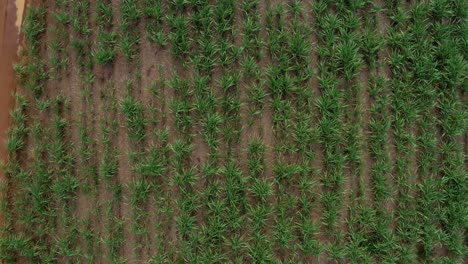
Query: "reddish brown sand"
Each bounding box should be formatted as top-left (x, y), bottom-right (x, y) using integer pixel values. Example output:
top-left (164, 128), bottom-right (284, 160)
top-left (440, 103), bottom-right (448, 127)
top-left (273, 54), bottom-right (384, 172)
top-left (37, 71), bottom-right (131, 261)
top-left (0, 0), bottom-right (26, 224)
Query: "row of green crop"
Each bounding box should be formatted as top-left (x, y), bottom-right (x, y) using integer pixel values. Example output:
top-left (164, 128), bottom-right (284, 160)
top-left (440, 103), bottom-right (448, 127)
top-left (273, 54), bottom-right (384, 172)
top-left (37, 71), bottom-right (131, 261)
top-left (93, 0), bottom-right (116, 64)
top-left (3, 5), bottom-right (54, 262)
top-left (314, 1), bottom-right (353, 260)
top-left (351, 3), bottom-right (395, 262)
top-left (99, 82), bottom-right (124, 263)
top-left (15, 7), bottom-right (47, 98)
top-left (0, 93), bottom-right (30, 261)
top-left (49, 0), bottom-right (70, 79)
top-left (266, 2), bottom-right (322, 262)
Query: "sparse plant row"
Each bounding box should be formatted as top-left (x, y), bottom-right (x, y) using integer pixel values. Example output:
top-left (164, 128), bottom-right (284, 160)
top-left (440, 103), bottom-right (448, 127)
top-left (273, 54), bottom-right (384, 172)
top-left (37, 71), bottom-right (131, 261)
top-left (76, 218), bottom-right (96, 263)
top-left (122, 81), bottom-right (146, 143)
top-left (281, 3), bottom-right (320, 261)
top-left (167, 1), bottom-right (248, 261)
top-left (196, 77), bottom-right (222, 161)
top-left (49, 97), bottom-right (80, 261)
top-left (386, 2), bottom-right (441, 261)
top-left (240, 2), bottom-right (274, 260)
top-left (313, 1), bottom-right (360, 260)
top-left (366, 74), bottom-right (398, 262)
top-left (385, 1), bottom-right (467, 261)
top-left (160, 2), bottom-right (198, 261)
top-left (215, 1), bottom-right (250, 261)
top-left (265, 2), bottom-right (322, 261)
top-left (93, 0), bottom-right (117, 65)
top-left (144, 0), bottom-right (166, 46)
top-left (416, 102), bottom-right (442, 261)
top-left (3, 94), bottom-right (29, 164)
top-left (213, 0), bottom-right (243, 156)
top-left (12, 119), bottom-right (58, 262)
top-left (168, 75), bottom-right (193, 141)
top-left (188, 0), bottom-right (220, 162)
top-left (76, 113), bottom-right (98, 195)
top-left (168, 2), bottom-right (246, 261)
top-left (128, 177), bottom-right (150, 260)
top-left (166, 12), bottom-right (190, 60)
top-left (27, 121), bottom-right (58, 262)
top-left (437, 94), bottom-right (466, 262)
top-left (130, 136), bottom-right (169, 260)
top-left (71, 0), bottom-right (92, 68)
top-left (170, 139), bottom-right (200, 261)
top-left (184, 0), bottom-right (228, 151)
top-left (186, 1), bottom-right (246, 261)
top-left (265, 9), bottom-right (295, 258)
top-left (15, 6), bottom-right (47, 98)
top-left (187, 7), bottom-right (225, 261)
top-left (388, 44), bottom-right (421, 264)
top-left (147, 128), bottom-right (173, 263)
top-left (0, 94), bottom-right (30, 261)
top-left (70, 0), bottom-right (96, 142)
top-left (218, 71), bottom-right (242, 152)
top-left (344, 3), bottom-right (396, 262)
top-left (49, 0), bottom-right (71, 79)
top-left (245, 139), bottom-right (274, 262)
top-left (341, 80), bottom-right (372, 263)
top-left (1, 4), bottom-right (63, 262)
top-left (337, 5), bottom-right (390, 263)
top-left (389, 3), bottom-right (449, 260)
top-left (120, 0), bottom-right (141, 62)
top-left (102, 200), bottom-right (125, 264)
top-left (1, 3), bottom-right (76, 262)
top-left (98, 83), bottom-right (123, 263)
top-left (68, 0), bottom-right (101, 260)
top-left (240, 0), bottom-right (266, 126)
top-left (120, 78), bottom-right (155, 261)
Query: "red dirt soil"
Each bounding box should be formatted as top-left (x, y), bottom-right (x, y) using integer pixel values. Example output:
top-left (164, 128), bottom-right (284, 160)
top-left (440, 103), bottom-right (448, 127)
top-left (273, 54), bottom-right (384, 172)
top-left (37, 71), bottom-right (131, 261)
top-left (0, 0), bottom-right (26, 224)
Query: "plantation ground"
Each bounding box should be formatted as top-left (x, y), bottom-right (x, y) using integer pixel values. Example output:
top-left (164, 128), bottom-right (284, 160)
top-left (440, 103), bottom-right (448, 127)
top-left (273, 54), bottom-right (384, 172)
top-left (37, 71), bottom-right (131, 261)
top-left (0, 0), bottom-right (26, 225)
top-left (1, 0), bottom-right (467, 263)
